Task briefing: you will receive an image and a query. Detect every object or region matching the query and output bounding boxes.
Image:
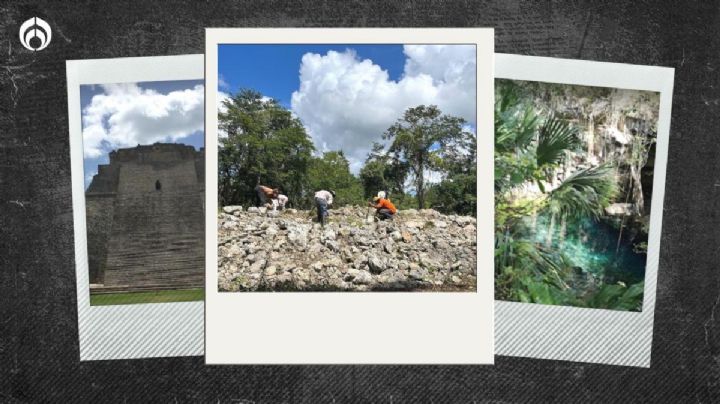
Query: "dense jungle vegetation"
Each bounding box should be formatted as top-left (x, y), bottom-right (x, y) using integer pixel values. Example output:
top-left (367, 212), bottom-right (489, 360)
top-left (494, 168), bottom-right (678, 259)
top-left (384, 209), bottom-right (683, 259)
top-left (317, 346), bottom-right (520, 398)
top-left (494, 79), bottom-right (659, 311)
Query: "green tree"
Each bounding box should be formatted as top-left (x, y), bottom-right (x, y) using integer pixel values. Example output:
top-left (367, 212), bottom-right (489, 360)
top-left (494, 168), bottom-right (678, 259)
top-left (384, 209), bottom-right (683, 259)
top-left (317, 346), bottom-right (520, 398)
top-left (426, 169), bottom-right (477, 215)
top-left (359, 142), bottom-right (409, 201)
top-left (218, 89), bottom-right (315, 207)
top-left (494, 80), bottom-right (629, 308)
top-left (307, 151), bottom-right (364, 207)
top-left (383, 105), bottom-right (474, 209)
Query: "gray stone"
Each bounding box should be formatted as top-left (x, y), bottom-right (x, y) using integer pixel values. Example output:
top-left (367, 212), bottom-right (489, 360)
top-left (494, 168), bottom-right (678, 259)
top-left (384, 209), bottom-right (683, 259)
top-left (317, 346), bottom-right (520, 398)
top-left (249, 259), bottom-right (266, 273)
top-left (367, 254), bottom-right (385, 274)
top-left (264, 265), bottom-right (277, 276)
top-left (404, 220), bottom-right (424, 229)
top-left (383, 242), bottom-right (394, 254)
top-left (325, 240), bottom-right (340, 252)
top-left (217, 204), bottom-right (477, 292)
top-left (409, 267), bottom-right (428, 280)
top-left (350, 269), bottom-right (373, 285)
top-left (322, 228), bottom-right (336, 241)
top-left (222, 221), bottom-right (238, 230)
top-left (265, 225), bottom-right (279, 236)
top-left (223, 205), bottom-right (243, 214)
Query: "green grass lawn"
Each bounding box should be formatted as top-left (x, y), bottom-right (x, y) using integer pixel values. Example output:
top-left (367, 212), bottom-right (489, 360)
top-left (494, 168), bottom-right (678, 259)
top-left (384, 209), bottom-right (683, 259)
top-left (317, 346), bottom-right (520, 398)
top-left (90, 288), bottom-right (204, 306)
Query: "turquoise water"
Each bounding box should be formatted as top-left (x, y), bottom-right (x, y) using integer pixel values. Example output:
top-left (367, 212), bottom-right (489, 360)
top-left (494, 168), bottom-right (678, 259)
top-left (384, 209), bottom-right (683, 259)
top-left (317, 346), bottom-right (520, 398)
top-left (527, 215), bottom-right (646, 284)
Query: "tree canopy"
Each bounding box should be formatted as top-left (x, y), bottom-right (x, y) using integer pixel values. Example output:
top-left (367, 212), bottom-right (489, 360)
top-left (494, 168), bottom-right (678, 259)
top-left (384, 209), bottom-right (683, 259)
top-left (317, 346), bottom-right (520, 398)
top-left (218, 89), bottom-right (315, 207)
top-left (382, 105), bottom-right (475, 209)
top-left (218, 88), bottom-right (477, 214)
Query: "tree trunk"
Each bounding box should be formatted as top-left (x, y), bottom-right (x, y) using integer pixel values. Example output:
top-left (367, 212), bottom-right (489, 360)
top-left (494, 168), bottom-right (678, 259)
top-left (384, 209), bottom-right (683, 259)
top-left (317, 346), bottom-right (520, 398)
top-left (417, 154), bottom-right (424, 209)
top-left (630, 164), bottom-right (644, 215)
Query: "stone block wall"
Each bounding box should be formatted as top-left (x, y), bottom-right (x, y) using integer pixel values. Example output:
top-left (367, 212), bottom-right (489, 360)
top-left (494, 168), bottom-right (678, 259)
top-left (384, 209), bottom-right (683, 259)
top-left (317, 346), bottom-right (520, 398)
top-left (85, 143), bottom-right (204, 291)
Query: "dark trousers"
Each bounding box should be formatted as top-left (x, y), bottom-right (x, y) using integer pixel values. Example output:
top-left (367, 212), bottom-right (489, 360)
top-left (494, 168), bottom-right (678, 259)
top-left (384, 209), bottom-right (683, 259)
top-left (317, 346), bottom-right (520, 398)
top-left (377, 208), bottom-right (394, 220)
top-left (315, 197), bottom-right (328, 224)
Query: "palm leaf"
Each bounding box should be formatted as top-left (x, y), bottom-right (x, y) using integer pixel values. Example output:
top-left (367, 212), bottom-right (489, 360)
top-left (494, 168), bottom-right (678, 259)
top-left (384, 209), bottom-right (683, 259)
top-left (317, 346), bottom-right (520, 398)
top-left (495, 81), bottom-right (540, 153)
top-left (545, 163), bottom-right (617, 220)
top-left (536, 116), bottom-right (580, 167)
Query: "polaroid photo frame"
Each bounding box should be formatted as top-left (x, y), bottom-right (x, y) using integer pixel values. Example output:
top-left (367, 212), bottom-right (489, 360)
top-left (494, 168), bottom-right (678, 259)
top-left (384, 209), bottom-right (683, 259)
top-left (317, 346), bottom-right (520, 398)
top-left (494, 54), bottom-right (674, 367)
top-left (205, 28), bottom-right (494, 364)
top-left (68, 55), bottom-right (204, 360)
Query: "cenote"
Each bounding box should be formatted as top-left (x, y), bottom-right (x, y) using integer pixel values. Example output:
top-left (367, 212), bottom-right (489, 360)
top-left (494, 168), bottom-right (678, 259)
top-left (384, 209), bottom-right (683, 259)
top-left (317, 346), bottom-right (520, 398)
top-left (526, 214), bottom-right (646, 285)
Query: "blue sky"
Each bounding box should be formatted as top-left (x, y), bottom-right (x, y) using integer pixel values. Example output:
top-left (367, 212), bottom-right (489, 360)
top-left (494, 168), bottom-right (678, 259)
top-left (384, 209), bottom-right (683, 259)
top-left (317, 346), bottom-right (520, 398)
top-left (217, 44), bottom-right (477, 174)
top-left (81, 79), bottom-right (204, 189)
top-left (218, 44), bottom-right (406, 109)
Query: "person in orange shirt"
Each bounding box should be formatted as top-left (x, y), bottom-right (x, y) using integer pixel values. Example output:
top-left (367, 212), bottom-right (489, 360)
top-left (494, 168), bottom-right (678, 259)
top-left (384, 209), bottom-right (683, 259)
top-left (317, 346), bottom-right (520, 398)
top-left (369, 196), bottom-right (397, 221)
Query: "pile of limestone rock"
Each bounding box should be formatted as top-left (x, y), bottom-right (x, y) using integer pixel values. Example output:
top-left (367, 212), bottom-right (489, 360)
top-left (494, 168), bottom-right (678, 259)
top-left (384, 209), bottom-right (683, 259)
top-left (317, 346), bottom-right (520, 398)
top-left (217, 205), bottom-right (477, 292)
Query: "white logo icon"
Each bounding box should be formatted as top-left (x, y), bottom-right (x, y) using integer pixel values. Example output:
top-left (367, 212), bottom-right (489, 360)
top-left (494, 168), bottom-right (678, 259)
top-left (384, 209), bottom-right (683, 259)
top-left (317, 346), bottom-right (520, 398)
top-left (19, 17), bottom-right (52, 51)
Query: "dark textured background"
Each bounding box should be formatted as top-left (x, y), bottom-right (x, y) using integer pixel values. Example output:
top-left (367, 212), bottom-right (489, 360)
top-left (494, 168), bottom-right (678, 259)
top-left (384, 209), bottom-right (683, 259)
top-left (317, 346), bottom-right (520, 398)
top-left (1, 0), bottom-right (718, 402)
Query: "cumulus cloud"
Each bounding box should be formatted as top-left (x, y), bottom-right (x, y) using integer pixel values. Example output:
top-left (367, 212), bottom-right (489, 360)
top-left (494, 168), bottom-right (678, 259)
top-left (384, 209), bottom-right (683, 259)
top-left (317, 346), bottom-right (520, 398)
top-left (82, 83), bottom-right (204, 158)
top-left (290, 45), bottom-right (476, 173)
top-left (217, 91), bottom-right (231, 139)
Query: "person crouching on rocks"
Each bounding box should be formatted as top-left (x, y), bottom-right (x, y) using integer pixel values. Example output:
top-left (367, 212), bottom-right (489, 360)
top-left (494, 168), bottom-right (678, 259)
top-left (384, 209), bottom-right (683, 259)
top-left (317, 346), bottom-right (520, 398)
top-left (278, 194), bottom-right (288, 210)
top-left (272, 194), bottom-right (289, 211)
top-left (369, 195), bottom-right (397, 221)
top-left (255, 184), bottom-right (279, 208)
top-left (314, 189), bottom-right (335, 226)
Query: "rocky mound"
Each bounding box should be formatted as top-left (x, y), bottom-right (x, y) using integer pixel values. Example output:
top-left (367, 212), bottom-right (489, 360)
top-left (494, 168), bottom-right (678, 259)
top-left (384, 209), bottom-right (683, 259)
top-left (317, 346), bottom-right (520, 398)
top-left (218, 205), bottom-right (477, 292)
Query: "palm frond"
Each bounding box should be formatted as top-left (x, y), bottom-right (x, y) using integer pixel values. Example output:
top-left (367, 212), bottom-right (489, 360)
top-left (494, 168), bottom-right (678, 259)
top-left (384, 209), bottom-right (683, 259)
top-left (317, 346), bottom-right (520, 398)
top-left (545, 163), bottom-right (617, 220)
top-left (536, 116), bottom-right (580, 167)
top-left (495, 80), bottom-right (540, 153)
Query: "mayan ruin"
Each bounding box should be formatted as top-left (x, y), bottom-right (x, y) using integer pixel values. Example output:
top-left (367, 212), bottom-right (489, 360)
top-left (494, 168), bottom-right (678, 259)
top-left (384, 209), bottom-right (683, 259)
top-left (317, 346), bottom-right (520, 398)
top-left (85, 143), bottom-right (205, 293)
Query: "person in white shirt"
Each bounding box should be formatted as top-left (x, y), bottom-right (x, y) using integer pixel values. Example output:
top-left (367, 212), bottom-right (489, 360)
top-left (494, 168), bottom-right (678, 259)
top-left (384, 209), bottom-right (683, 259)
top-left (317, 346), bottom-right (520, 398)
top-left (273, 194), bottom-right (289, 211)
top-left (314, 190), bottom-right (335, 226)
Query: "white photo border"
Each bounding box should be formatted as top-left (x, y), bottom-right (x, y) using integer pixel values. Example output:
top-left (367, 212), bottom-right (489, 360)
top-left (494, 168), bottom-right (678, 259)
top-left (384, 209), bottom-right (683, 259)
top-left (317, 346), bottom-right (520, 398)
top-left (494, 54), bottom-right (674, 367)
top-left (205, 28), bottom-right (494, 364)
top-left (67, 55), bottom-right (204, 361)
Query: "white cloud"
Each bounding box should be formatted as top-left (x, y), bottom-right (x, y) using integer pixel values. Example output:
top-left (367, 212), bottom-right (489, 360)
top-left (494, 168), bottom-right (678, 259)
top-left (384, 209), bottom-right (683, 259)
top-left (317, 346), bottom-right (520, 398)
top-left (217, 91), bottom-right (230, 139)
top-left (218, 74), bottom-right (230, 91)
top-left (290, 45), bottom-right (476, 173)
top-left (82, 83), bottom-right (204, 158)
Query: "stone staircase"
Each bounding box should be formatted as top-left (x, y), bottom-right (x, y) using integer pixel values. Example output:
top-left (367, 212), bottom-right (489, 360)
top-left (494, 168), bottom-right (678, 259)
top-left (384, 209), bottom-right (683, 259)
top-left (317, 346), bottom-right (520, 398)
top-left (102, 188), bottom-right (204, 289)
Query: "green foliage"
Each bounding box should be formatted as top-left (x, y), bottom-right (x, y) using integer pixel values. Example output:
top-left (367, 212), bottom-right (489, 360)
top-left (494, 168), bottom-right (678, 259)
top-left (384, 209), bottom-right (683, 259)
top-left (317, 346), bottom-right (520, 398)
top-left (218, 89), bottom-right (315, 206)
top-left (426, 169), bottom-right (477, 215)
top-left (545, 164), bottom-right (617, 220)
top-left (307, 151), bottom-right (364, 207)
top-left (494, 80), bottom-right (641, 312)
top-left (359, 142), bottom-right (409, 200)
top-left (383, 105), bottom-right (476, 209)
top-left (536, 116), bottom-right (581, 167)
top-left (582, 281), bottom-right (644, 311)
top-left (218, 89), bottom-right (476, 217)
